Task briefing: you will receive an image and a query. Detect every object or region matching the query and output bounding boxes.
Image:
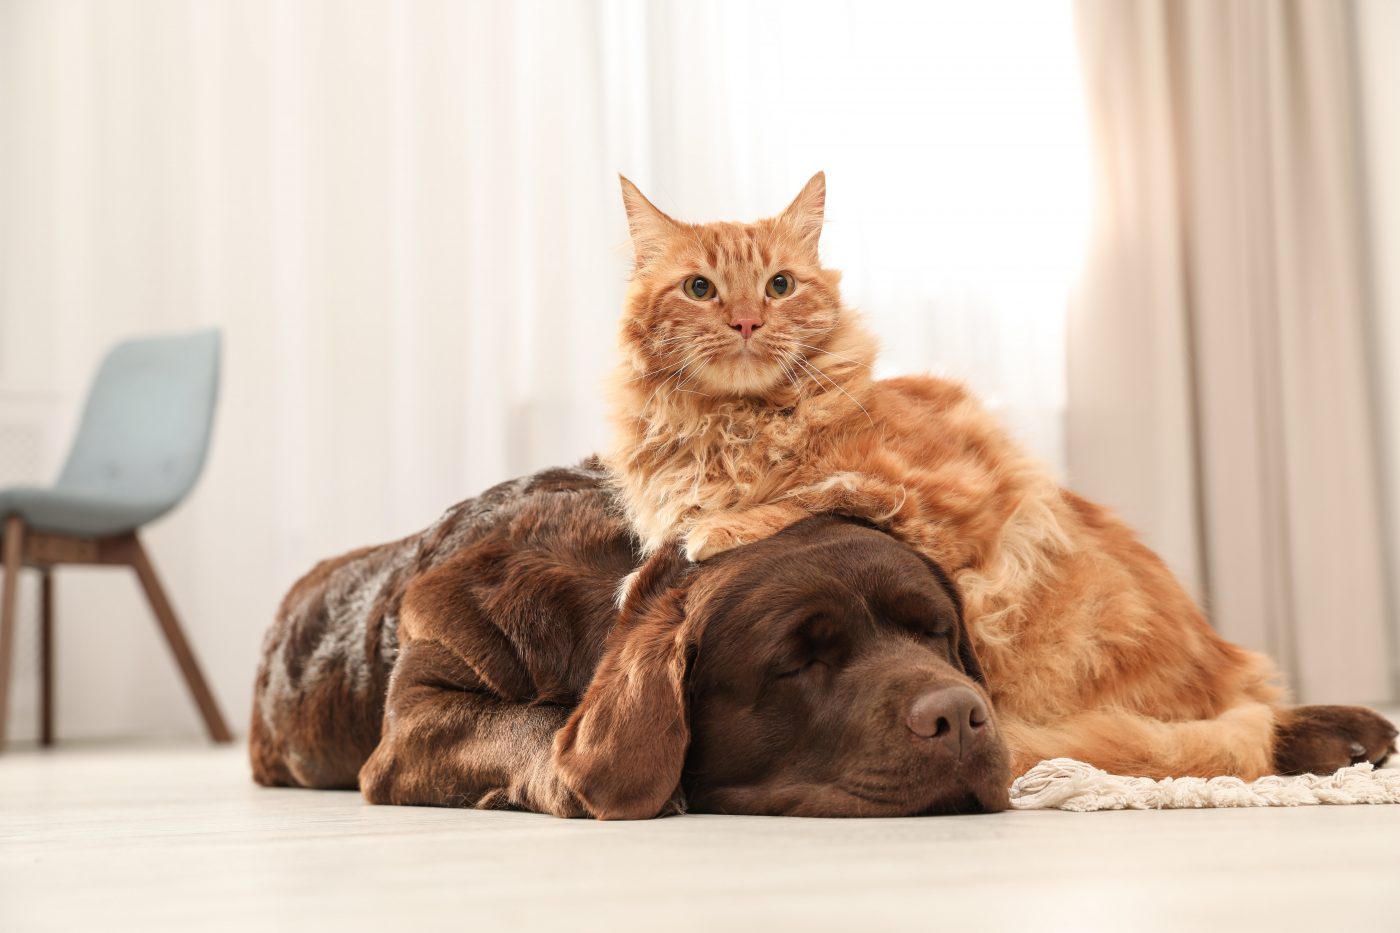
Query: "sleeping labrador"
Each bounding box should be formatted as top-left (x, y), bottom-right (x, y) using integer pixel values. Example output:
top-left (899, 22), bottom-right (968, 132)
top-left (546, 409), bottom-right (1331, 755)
top-left (250, 459), bottom-right (1011, 818)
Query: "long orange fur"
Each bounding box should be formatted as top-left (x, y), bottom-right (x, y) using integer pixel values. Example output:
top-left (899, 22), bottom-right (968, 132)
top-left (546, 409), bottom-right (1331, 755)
top-left (605, 173), bottom-right (1285, 779)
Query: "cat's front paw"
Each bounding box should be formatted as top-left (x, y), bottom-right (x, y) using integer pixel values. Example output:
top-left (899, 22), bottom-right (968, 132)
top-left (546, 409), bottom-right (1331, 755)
top-left (685, 505), bottom-right (810, 561)
top-left (683, 518), bottom-right (739, 554)
top-left (684, 521), bottom-right (748, 562)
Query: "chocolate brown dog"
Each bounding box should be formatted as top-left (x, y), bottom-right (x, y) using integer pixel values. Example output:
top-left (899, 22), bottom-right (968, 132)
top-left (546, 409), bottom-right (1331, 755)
top-left (250, 460), bottom-right (1011, 819)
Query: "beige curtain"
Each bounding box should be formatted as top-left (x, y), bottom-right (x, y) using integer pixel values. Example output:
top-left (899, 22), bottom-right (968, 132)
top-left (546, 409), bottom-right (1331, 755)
top-left (1068, 0), bottom-right (1396, 704)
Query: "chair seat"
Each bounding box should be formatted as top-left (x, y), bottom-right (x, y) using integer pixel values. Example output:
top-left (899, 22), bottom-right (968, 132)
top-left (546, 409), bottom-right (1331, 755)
top-left (0, 485), bottom-right (174, 538)
top-left (0, 330), bottom-right (230, 751)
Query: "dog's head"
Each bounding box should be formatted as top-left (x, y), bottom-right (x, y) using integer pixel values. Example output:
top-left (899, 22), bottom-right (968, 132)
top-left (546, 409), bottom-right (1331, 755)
top-left (552, 516), bottom-right (1011, 819)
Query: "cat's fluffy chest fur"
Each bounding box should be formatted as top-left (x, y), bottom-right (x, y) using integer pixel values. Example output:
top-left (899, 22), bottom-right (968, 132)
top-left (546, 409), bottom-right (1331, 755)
top-left (607, 376), bottom-right (852, 554)
top-left (606, 311), bottom-right (895, 550)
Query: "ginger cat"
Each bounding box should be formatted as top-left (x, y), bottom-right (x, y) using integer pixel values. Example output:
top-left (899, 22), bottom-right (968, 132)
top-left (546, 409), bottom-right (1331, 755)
top-left (604, 173), bottom-right (1396, 780)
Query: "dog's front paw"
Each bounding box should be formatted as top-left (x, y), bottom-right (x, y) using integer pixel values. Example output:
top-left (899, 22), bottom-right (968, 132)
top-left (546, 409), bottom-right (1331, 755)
top-left (654, 786), bottom-right (689, 818)
top-left (1274, 705), bottom-right (1398, 775)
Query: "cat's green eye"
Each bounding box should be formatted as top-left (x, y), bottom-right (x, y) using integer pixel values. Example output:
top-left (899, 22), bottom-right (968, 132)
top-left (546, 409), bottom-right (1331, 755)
top-left (685, 276), bottom-right (716, 301)
top-left (766, 272), bottom-right (793, 299)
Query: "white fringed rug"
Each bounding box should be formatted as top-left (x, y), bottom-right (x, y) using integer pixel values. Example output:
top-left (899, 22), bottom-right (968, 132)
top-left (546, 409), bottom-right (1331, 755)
top-left (1009, 758), bottom-right (1400, 811)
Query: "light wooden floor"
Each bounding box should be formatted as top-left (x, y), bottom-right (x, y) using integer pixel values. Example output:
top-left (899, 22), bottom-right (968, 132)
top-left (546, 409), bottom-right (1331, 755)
top-left (2, 744), bottom-right (1397, 933)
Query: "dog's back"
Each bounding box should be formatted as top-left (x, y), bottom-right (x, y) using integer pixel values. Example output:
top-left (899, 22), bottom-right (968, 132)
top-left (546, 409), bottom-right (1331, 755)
top-left (249, 459), bottom-right (614, 789)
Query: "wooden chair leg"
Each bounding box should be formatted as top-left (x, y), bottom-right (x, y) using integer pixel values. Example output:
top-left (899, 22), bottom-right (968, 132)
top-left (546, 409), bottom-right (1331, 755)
top-left (0, 516), bottom-right (24, 751)
top-left (126, 534), bottom-right (232, 743)
top-left (39, 569), bottom-right (53, 746)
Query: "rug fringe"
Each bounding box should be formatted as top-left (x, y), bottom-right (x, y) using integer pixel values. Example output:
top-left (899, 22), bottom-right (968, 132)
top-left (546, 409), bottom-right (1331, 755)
top-left (1009, 758), bottom-right (1400, 811)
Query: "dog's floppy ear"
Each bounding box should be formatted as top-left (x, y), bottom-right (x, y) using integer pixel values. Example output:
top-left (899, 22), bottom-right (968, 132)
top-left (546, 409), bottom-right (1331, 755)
top-left (552, 544), bottom-right (699, 820)
top-left (914, 552), bottom-right (985, 685)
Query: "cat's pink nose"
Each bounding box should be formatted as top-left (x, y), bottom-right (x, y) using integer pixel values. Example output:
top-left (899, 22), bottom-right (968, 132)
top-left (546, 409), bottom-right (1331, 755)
top-left (730, 317), bottom-right (763, 340)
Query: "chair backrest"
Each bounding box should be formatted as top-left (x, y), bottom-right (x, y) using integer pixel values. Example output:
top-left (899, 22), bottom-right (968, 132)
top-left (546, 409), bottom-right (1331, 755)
top-left (55, 330), bottom-right (221, 512)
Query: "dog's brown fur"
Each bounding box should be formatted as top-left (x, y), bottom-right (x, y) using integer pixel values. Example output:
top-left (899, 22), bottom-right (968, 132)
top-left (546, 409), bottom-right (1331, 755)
top-left (605, 175), bottom-right (1397, 780)
top-left (252, 462), bottom-right (1011, 819)
top-left (249, 468), bottom-right (573, 790)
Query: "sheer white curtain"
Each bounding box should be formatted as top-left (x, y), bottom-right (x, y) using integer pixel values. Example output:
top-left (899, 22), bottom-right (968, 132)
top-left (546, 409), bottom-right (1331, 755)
top-left (612, 0), bottom-right (1088, 470)
top-left (0, 0), bottom-right (1087, 740)
top-left (1, 0), bottom-right (628, 740)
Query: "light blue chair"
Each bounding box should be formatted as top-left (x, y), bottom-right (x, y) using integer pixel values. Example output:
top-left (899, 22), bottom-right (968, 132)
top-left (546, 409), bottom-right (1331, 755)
top-left (0, 330), bottom-right (231, 749)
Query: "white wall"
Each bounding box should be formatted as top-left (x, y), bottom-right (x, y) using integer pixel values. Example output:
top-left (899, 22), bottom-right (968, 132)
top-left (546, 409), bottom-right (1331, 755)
top-left (1358, 0), bottom-right (1400, 697)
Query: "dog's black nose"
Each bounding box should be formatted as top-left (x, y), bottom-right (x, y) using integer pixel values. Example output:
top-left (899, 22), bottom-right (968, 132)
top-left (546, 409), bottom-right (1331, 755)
top-left (906, 686), bottom-right (989, 757)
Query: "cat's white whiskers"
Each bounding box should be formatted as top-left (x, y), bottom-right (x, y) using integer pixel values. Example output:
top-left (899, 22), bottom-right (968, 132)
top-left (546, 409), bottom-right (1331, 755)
top-left (791, 341), bottom-right (869, 370)
top-left (674, 361), bottom-right (711, 395)
top-left (627, 358), bottom-right (687, 383)
top-left (635, 375), bottom-right (677, 432)
top-left (774, 351), bottom-right (803, 399)
top-left (792, 354), bottom-right (874, 426)
top-left (634, 347), bottom-right (710, 433)
top-left (789, 354), bottom-right (830, 393)
top-left (670, 348), bottom-right (715, 396)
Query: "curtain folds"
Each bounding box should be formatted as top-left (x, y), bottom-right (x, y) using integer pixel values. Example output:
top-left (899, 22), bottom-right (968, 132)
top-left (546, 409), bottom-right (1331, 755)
top-left (1069, 0), bottom-right (1396, 703)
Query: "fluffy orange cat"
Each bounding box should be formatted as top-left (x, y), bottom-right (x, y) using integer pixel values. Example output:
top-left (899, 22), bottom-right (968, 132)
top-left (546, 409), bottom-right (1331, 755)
top-left (605, 173), bottom-right (1396, 780)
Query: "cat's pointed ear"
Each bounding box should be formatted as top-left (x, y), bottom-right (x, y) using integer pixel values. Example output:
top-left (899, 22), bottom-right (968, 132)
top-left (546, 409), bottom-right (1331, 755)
top-left (778, 171), bottom-right (826, 251)
top-left (620, 175), bottom-right (679, 268)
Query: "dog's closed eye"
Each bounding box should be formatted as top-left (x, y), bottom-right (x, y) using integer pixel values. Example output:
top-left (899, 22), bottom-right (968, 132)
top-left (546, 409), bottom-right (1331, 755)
top-left (773, 659), bottom-right (826, 681)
